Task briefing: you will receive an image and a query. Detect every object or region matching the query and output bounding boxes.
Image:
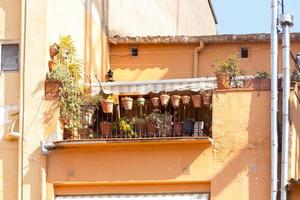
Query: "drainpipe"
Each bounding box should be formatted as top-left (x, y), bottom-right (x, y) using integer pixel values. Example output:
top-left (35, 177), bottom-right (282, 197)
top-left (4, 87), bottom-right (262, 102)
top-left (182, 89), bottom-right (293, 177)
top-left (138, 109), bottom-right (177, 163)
top-left (193, 41), bottom-right (204, 78)
top-left (280, 13), bottom-right (293, 200)
top-left (271, 0), bottom-right (279, 199)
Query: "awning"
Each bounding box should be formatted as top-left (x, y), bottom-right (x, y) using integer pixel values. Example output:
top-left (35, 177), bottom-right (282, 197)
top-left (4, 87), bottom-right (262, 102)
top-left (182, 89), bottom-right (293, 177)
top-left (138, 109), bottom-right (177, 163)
top-left (92, 77), bottom-right (217, 95)
top-left (56, 193), bottom-right (210, 200)
top-left (91, 76), bottom-right (254, 95)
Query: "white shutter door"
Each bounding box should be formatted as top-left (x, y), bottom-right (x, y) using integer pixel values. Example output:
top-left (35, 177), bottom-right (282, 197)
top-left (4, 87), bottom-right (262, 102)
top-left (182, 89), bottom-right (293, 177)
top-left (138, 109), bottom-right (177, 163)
top-left (56, 193), bottom-right (209, 200)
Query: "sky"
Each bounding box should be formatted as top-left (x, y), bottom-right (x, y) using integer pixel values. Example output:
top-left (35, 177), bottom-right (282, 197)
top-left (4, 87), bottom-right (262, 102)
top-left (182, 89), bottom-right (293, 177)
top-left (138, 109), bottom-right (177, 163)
top-left (211, 0), bottom-right (300, 34)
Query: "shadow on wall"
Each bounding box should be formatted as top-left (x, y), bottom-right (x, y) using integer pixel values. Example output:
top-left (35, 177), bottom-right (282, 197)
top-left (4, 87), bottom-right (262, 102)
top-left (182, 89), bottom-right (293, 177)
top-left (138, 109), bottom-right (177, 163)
top-left (211, 90), bottom-right (271, 200)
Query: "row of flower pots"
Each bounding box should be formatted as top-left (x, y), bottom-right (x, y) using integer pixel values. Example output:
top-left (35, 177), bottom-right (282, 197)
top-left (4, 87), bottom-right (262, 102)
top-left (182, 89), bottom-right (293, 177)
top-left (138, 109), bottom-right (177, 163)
top-left (100, 93), bottom-right (212, 113)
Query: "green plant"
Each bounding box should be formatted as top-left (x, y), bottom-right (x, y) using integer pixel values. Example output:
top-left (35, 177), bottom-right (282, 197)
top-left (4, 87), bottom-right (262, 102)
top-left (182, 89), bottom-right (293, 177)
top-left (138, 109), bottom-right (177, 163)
top-left (46, 36), bottom-right (83, 131)
top-left (119, 118), bottom-right (136, 138)
top-left (146, 109), bottom-right (172, 136)
top-left (255, 71), bottom-right (270, 79)
top-left (83, 94), bottom-right (103, 105)
top-left (214, 54), bottom-right (244, 87)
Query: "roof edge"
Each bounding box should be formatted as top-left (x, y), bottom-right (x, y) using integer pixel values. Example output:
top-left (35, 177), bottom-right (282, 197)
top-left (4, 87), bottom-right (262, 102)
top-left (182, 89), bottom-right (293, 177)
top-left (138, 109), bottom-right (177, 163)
top-left (208, 0), bottom-right (218, 24)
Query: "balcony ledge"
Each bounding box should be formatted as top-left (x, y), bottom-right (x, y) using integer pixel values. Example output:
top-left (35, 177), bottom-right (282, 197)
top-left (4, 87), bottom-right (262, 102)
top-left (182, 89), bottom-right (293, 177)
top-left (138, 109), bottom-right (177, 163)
top-left (51, 136), bottom-right (213, 149)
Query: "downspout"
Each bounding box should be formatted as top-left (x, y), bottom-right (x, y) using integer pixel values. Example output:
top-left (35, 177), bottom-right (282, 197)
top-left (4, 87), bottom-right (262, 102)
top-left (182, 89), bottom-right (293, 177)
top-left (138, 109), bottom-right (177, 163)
top-left (19, 0), bottom-right (27, 200)
top-left (280, 13), bottom-right (293, 200)
top-left (270, 0), bottom-right (279, 199)
top-left (193, 41), bottom-right (204, 78)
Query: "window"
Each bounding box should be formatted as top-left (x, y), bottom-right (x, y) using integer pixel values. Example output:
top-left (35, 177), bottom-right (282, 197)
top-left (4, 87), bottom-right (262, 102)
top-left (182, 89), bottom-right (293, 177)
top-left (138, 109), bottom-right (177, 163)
top-left (131, 47), bottom-right (138, 56)
top-left (1, 43), bottom-right (20, 71)
top-left (239, 47), bottom-right (249, 58)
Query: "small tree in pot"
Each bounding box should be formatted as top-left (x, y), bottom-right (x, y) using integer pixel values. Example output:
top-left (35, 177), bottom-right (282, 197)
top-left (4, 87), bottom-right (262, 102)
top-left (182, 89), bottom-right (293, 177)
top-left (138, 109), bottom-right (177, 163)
top-left (214, 54), bottom-right (243, 89)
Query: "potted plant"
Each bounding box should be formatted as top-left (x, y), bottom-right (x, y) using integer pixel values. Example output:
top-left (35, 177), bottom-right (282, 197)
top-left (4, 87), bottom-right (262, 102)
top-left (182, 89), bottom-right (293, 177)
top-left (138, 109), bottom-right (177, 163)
top-left (201, 90), bottom-right (212, 106)
top-left (174, 121), bottom-right (183, 136)
top-left (182, 95), bottom-right (191, 105)
top-left (137, 96), bottom-right (145, 106)
top-left (243, 71), bottom-right (271, 90)
top-left (122, 97), bottom-right (133, 110)
top-left (171, 95), bottom-right (181, 108)
top-left (132, 116), bottom-right (146, 137)
top-left (151, 97), bottom-right (160, 107)
top-left (100, 121), bottom-right (112, 136)
top-left (101, 95), bottom-right (114, 113)
top-left (119, 118), bottom-right (136, 138)
top-left (49, 43), bottom-right (60, 59)
top-left (191, 94), bottom-right (202, 108)
top-left (146, 109), bottom-right (160, 137)
top-left (214, 55), bottom-right (243, 89)
top-left (160, 94), bottom-right (170, 107)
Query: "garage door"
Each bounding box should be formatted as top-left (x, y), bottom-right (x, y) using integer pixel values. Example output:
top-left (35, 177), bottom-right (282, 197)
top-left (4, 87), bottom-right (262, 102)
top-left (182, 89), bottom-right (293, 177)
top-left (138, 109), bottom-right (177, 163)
top-left (56, 193), bottom-right (209, 200)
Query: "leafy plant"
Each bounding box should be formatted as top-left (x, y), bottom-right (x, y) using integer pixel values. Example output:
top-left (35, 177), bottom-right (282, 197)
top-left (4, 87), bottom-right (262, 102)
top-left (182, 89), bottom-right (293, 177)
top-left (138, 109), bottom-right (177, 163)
top-left (255, 71), bottom-right (270, 79)
top-left (214, 54), bottom-right (244, 87)
top-left (146, 109), bottom-right (172, 136)
top-left (119, 118), bottom-right (136, 138)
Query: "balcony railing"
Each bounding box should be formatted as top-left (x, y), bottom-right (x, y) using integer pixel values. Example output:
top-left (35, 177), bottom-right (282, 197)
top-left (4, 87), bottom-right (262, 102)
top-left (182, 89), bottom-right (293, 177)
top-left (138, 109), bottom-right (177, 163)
top-left (63, 93), bottom-right (212, 141)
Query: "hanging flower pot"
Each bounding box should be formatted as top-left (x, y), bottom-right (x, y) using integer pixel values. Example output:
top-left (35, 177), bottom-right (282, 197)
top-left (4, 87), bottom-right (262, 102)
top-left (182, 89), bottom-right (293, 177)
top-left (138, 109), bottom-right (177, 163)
top-left (191, 94), bottom-right (202, 108)
top-left (48, 60), bottom-right (57, 72)
top-left (101, 99), bottom-right (114, 113)
top-left (216, 72), bottom-right (231, 89)
top-left (182, 95), bottom-right (191, 105)
top-left (122, 97), bottom-right (133, 110)
top-left (160, 94), bottom-right (170, 106)
top-left (100, 121), bottom-right (112, 135)
top-left (49, 43), bottom-right (60, 59)
top-left (202, 92), bottom-right (212, 106)
top-left (171, 95), bottom-right (181, 108)
top-left (137, 97), bottom-right (145, 106)
top-left (151, 97), bottom-right (160, 107)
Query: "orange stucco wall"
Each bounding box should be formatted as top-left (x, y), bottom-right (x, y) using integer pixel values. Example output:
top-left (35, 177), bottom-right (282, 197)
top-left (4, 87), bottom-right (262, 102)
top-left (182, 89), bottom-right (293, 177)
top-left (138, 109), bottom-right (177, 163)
top-left (110, 42), bottom-right (300, 81)
top-left (46, 90), bottom-right (271, 199)
top-left (0, 0), bottom-right (21, 200)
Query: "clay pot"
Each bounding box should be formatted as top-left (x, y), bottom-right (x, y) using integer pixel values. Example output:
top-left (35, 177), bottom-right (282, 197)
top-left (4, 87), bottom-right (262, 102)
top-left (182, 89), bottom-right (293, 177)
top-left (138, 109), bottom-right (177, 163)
top-left (137, 97), bottom-right (145, 106)
top-left (174, 122), bottom-right (183, 136)
top-left (216, 72), bottom-right (231, 89)
top-left (45, 80), bottom-right (61, 99)
top-left (151, 97), bottom-right (160, 107)
top-left (122, 97), bottom-right (133, 110)
top-left (202, 92), bottom-right (212, 106)
top-left (63, 129), bottom-right (80, 140)
top-left (48, 60), bottom-right (56, 72)
top-left (146, 122), bottom-right (157, 137)
top-left (182, 95), bottom-right (191, 105)
top-left (49, 44), bottom-right (59, 59)
top-left (101, 99), bottom-right (114, 113)
top-left (100, 121), bottom-right (112, 135)
top-left (191, 94), bottom-right (202, 108)
top-left (160, 94), bottom-right (170, 106)
top-left (171, 95), bottom-right (181, 108)
top-left (78, 128), bottom-right (91, 139)
top-left (243, 78), bottom-right (271, 90)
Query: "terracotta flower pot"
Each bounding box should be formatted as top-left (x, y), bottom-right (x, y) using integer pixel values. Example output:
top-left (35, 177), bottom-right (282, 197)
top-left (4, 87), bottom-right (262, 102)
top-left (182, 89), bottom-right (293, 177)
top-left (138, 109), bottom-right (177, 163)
top-left (216, 72), bottom-right (231, 89)
top-left (171, 95), bottom-right (181, 108)
top-left (63, 129), bottom-right (80, 140)
top-left (101, 99), bottom-right (114, 113)
top-left (122, 97), bottom-right (133, 110)
top-left (174, 122), bottom-right (183, 136)
top-left (45, 80), bottom-right (61, 99)
top-left (49, 44), bottom-right (59, 59)
top-left (151, 97), bottom-right (160, 107)
top-left (100, 121), bottom-right (112, 135)
top-left (48, 60), bottom-right (57, 72)
top-left (137, 97), bottom-right (145, 106)
top-left (191, 94), bottom-right (202, 108)
top-left (146, 122), bottom-right (157, 137)
top-left (243, 78), bottom-right (271, 90)
top-left (78, 128), bottom-right (91, 139)
top-left (202, 92), bottom-right (212, 106)
top-left (182, 95), bottom-right (191, 105)
top-left (160, 94), bottom-right (170, 106)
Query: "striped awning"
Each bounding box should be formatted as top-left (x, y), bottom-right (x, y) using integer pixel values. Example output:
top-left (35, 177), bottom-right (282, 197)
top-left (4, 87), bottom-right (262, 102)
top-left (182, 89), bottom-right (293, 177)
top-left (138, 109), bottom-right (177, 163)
top-left (56, 193), bottom-right (210, 200)
top-left (92, 77), bottom-right (217, 95)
